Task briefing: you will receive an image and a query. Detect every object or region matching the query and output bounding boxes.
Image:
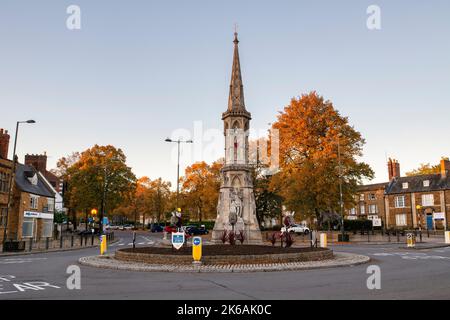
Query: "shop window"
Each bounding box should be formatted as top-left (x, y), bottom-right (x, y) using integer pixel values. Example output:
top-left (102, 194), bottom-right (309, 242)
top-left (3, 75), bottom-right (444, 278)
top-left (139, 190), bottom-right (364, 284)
top-left (22, 218), bottom-right (34, 238)
top-left (42, 220), bottom-right (53, 238)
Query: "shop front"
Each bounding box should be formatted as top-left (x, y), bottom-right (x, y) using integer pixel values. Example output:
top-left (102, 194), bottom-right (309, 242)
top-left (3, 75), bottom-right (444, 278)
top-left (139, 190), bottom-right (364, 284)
top-left (22, 210), bottom-right (54, 240)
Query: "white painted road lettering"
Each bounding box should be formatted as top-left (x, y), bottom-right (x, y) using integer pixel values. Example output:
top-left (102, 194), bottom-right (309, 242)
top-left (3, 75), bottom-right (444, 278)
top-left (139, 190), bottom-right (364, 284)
top-left (66, 265), bottom-right (81, 290)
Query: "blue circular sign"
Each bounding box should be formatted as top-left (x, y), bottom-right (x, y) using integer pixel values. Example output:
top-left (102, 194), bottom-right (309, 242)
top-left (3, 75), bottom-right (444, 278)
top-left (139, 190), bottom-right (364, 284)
top-left (193, 238), bottom-right (201, 246)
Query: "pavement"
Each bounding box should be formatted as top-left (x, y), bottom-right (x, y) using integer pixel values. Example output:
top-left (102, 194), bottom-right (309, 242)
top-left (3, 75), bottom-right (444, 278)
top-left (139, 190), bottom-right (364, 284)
top-left (1, 231), bottom-right (450, 299)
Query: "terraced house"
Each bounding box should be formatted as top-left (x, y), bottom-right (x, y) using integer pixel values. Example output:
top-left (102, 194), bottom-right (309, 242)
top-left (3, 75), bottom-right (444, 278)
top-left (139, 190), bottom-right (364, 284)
top-left (385, 158), bottom-right (450, 230)
top-left (348, 158), bottom-right (450, 230)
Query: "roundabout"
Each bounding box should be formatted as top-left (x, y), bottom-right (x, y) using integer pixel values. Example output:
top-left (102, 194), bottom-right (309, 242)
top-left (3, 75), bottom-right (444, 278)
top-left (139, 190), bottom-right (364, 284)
top-left (78, 245), bottom-right (370, 273)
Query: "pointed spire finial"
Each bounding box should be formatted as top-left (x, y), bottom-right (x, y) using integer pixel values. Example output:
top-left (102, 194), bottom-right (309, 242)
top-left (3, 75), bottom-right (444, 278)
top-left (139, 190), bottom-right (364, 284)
top-left (233, 23), bottom-right (239, 44)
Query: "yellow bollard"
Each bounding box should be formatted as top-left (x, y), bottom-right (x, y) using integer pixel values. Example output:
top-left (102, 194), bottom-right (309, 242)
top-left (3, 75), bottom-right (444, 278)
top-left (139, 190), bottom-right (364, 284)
top-left (100, 235), bottom-right (107, 255)
top-left (192, 236), bottom-right (202, 263)
top-left (445, 231), bottom-right (450, 244)
top-left (320, 233), bottom-right (327, 248)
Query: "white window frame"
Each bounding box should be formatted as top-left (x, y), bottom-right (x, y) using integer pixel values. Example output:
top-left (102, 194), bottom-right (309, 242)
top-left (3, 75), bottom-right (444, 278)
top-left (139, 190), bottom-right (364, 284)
top-left (360, 205), bottom-right (366, 215)
top-left (369, 194), bottom-right (376, 201)
top-left (368, 204), bottom-right (378, 214)
top-left (422, 194), bottom-right (434, 207)
top-left (423, 180), bottom-right (430, 187)
top-left (47, 198), bottom-right (55, 213)
top-left (349, 208), bottom-right (356, 215)
top-left (22, 217), bottom-right (35, 238)
top-left (42, 219), bottom-right (53, 238)
top-left (30, 195), bottom-right (39, 210)
top-left (402, 182), bottom-right (409, 189)
top-left (359, 194), bottom-right (365, 201)
top-left (396, 214), bottom-right (407, 227)
top-left (395, 196), bottom-right (406, 208)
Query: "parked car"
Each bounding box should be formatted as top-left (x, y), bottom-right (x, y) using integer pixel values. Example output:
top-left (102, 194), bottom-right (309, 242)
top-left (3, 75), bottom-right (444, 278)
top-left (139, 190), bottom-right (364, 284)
top-left (150, 224), bottom-right (164, 233)
top-left (77, 228), bottom-right (99, 235)
top-left (185, 226), bottom-right (209, 236)
top-left (281, 224), bottom-right (310, 234)
top-left (123, 224), bottom-right (134, 230)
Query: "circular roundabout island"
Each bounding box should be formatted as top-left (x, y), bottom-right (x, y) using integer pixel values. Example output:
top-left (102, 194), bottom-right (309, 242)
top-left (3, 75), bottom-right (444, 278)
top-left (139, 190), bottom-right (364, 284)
top-left (79, 244), bottom-right (370, 273)
top-left (115, 245), bottom-right (333, 265)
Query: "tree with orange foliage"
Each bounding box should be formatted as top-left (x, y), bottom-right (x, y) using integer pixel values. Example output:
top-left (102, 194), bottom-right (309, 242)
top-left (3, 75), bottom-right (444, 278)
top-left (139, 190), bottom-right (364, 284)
top-left (63, 145), bottom-right (136, 227)
top-left (270, 92), bottom-right (374, 227)
top-left (181, 161), bottom-right (221, 222)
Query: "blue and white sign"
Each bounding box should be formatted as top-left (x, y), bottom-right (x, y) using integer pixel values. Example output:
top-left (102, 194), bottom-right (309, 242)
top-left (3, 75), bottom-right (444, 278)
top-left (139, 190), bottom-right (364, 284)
top-left (171, 232), bottom-right (185, 250)
top-left (193, 237), bottom-right (201, 246)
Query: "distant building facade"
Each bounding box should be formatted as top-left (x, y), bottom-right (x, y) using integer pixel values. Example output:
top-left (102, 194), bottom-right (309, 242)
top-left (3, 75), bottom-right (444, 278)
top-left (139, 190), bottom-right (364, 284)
top-left (348, 158), bottom-right (450, 230)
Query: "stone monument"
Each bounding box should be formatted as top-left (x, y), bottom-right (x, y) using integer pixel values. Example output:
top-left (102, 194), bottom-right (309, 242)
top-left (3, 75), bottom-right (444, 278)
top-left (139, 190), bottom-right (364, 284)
top-left (211, 32), bottom-right (262, 244)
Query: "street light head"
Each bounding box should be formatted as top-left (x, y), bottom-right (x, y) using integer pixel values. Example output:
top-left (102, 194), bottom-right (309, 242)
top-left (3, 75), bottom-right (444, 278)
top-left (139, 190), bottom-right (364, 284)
top-left (26, 120), bottom-right (36, 124)
top-left (165, 138), bottom-right (172, 142)
top-left (187, 140), bottom-right (193, 143)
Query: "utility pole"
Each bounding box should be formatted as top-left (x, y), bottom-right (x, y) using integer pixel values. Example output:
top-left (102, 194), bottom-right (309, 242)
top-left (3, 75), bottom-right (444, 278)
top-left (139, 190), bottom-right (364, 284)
top-left (337, 135), bottom-right (345, 241)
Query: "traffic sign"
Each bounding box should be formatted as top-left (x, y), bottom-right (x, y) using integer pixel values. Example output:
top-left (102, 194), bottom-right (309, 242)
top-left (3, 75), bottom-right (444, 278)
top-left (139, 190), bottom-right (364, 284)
top-left (171, 232), bottom-right (185, 250)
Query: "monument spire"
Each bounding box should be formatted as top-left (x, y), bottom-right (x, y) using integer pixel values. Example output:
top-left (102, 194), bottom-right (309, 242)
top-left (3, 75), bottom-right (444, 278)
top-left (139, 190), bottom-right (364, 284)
top-left (228, 32), bottom-right (246, 111)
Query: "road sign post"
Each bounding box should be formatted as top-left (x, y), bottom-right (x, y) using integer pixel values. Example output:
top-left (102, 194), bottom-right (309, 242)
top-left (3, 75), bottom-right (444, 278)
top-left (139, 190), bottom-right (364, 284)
top-left (192, 236), bottom-right (202, 264)
top-left (171, 231), bottom-right (185, 250)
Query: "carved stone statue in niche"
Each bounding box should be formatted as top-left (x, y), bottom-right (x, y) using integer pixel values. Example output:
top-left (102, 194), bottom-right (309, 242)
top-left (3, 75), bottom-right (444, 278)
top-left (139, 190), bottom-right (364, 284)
top-left (229, 188), bottom-right (243, 219)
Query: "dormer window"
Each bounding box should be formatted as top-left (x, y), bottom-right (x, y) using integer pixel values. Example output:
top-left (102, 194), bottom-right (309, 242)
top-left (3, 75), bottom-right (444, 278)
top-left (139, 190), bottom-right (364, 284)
top-left (402, 182), bottom-right (409, 189)
top-left (423, 180), bottom-right (430, 187)
top-left (27, 173), bottom-right (38, 186)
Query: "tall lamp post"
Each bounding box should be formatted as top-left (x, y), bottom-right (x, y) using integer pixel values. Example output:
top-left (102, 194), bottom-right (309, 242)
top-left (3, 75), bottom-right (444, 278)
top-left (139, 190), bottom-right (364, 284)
top-left (164, 138), bottom-right (193, 209)
top-left (337, 134), bottom-right (346, 241)
top-left (2, 120), bottom-right (36, 251)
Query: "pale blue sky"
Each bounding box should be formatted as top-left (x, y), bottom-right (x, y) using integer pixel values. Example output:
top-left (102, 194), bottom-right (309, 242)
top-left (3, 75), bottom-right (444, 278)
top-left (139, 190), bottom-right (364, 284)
top-left (1, 0), bottom-right (449, 187)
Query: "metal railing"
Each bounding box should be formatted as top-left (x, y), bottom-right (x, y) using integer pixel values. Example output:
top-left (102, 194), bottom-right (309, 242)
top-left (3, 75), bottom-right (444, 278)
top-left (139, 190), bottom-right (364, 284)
top-left (1, 232), bottom-right (114, 253)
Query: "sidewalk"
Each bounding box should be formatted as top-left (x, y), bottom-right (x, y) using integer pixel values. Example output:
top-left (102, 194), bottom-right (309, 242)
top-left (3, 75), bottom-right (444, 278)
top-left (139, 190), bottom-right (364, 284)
top-left (0, 237), bottom-right (119, 257)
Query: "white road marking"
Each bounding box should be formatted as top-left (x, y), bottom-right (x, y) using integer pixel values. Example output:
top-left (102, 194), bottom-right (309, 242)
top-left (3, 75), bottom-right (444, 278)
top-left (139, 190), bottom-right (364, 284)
top-left (0, 258), bottom-right (47, 265)
top-left (137, 242), bottom-right (144, 245)
top-left (118, 243), bottom-right (124, 246)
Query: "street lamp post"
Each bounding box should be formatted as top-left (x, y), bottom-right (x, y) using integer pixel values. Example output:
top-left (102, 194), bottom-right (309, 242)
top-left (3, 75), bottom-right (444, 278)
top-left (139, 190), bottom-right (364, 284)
top-left (165, 138), bottom-right (193, 209)
top-left (337, 134), bottom-right (345, 241)
top-left (2, 120), bottom-right (35, 251)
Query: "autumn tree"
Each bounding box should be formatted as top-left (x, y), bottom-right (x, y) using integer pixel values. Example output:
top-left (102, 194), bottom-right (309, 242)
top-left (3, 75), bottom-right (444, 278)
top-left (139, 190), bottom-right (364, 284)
top-left (181, 161), bottom-right (221, 222)
top-left (270, 92), bottom-right (374, 227)
top-left (62, 145), bottom-right (136, 228)
top-left (406, 162), bottom-right (444, 176)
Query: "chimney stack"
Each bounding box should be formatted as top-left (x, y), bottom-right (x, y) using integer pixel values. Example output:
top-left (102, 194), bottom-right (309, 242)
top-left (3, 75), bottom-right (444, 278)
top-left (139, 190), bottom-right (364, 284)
top-left (388, 158), bottom-right (401, 180)
top-left (25, 153), bottom-right (48, 173)
top-left (441, 158), bottom-right (450, 178)
top-left (0, 129), bottom-right (10, 159)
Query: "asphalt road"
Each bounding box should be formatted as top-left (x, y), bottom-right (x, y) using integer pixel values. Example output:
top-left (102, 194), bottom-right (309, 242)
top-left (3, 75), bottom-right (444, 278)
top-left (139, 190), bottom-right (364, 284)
top-left (1, 231), bottom-right (449, 300)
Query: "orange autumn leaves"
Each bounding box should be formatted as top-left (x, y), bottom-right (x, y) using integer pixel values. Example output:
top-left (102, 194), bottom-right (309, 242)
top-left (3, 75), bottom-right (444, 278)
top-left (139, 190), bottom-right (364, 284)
top-left (270, 92), bottom-right (374, 223)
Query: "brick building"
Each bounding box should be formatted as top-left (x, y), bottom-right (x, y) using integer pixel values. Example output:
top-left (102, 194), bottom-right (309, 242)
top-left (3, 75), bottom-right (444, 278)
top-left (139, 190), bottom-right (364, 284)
top-left (25, 153), bottom-right (62, 194)
top-left (348, 158), bottom-right (450, 230)
top-left (0, 128), bottom-right (56, 243)
top-left (385, 158), bottom-right (450, 230)
top-left (0, 129), bottom-right (13, 238)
